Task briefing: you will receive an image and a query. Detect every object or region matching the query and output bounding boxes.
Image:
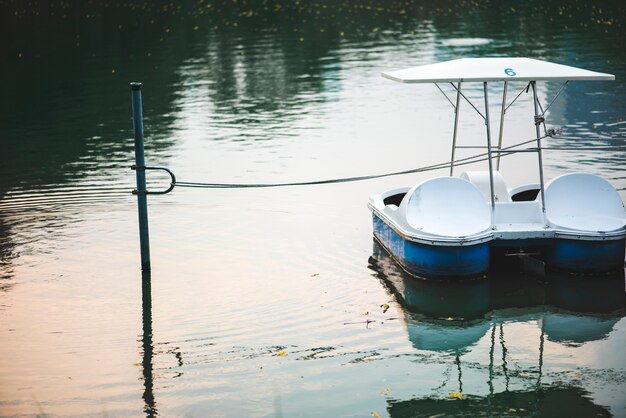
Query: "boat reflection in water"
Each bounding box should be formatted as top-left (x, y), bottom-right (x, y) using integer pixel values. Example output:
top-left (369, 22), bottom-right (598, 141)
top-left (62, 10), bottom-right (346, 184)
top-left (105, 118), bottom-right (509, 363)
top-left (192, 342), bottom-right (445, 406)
top-left (542, 274), bottom-right (625, 346)
top-left (368, 240), bottom-right (626, 417)
top-left (385, 386), bottom-right (613, 418)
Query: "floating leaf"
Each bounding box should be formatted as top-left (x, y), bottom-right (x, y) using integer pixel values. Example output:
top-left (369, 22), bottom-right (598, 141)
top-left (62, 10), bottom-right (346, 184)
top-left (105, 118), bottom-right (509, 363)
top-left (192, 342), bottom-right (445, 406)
top-left (381, 303), bottom-right (389, 313)
top-left (449, 391), bottom-right (464, 399)
top-left (371, 413), bottom-right (381, 418)
top-left (277, 351), bottom-right (287, 357)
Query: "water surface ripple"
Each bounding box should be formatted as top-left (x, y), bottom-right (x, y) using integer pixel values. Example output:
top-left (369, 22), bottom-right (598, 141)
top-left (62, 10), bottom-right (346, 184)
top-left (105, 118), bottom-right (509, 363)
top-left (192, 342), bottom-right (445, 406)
top-left (1, 1), bottom-right (626, 416)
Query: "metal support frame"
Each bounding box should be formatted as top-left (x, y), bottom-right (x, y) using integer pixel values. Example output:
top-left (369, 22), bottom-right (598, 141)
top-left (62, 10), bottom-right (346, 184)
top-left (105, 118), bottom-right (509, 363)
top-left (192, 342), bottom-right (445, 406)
top-left (131, 82), bottom-right (151, 271)
top-left (496, 81), bottom-right (508, 170)
top-left (449, 82), bottom-right (462, 176)
top-left (435, 83), bottom-right (456, 109)
top-left (542, 81), bottom-right (569, 115)
top-left (450, 82), bottom-right (486, 120)
top-left (531, 81), bottom-right (547, 215)
top-left (483, 82), bottom-right (496, 220)
top-left (445, 78), bottom-right (563, 227)
top-left (131, 165), bottom-right (177, 195)
top-left (455, 145), bottom-right (489, 149)
top-left (504, 82), bottom-right (531, 113)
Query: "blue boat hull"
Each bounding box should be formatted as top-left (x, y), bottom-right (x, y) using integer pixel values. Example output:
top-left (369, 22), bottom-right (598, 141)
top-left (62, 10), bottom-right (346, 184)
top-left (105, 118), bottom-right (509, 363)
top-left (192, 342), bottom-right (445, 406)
top-left (547, 238), bottom-right (626, 273)
top-left (372, 214), bottom-right (490, 278)
top-left (373, 214), bottom-right (626, 278)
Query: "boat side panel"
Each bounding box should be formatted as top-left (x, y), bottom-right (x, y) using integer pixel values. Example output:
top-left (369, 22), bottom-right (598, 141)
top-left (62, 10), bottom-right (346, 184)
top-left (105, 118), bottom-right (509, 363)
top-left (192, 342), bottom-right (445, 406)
top-left (547, 238), bottom-right (626, 273)
top-left (373, 214), bottom-right (489, 278)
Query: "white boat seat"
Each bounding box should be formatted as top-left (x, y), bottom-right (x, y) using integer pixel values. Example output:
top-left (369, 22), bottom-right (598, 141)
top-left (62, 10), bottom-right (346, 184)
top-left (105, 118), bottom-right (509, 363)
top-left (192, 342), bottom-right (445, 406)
top-left (401, 177), bottom-right (491, 238)
top-left (494, 201), bottom-right (543, 225)
top-left (545, 173), bottom-right (626, 232)
top-left (460, 171), bottom-right (511, 202)
top-left (493, 201), bottom-right (548, 239)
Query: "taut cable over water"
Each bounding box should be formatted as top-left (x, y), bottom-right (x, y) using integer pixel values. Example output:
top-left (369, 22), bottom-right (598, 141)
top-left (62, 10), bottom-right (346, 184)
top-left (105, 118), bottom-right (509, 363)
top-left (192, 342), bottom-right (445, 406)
top-left (159, 140), bottom-right (626, 190)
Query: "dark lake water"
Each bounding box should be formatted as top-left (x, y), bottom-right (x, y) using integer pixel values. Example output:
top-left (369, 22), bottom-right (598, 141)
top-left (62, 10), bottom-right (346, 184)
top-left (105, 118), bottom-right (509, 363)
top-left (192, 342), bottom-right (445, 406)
top-left (1, 1), bottom-right (626, 416)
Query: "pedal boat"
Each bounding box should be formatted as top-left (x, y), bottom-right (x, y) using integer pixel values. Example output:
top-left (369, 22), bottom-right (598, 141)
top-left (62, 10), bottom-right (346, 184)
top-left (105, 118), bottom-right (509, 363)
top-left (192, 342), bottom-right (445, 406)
top-left (368, 58), bottom-right (626, 278)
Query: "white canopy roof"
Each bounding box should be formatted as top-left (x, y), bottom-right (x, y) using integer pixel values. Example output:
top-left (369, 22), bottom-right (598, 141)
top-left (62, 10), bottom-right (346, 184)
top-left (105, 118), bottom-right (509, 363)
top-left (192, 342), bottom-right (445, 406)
top-left (382, 57), bottom-right (614, 83)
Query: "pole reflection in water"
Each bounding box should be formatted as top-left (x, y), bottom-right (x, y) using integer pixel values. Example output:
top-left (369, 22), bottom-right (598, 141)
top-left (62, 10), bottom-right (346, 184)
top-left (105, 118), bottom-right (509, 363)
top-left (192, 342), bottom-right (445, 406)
top-left (141, 271), bottom-right (157, 417)
top-left (368, 240), bottom-right (625, 417)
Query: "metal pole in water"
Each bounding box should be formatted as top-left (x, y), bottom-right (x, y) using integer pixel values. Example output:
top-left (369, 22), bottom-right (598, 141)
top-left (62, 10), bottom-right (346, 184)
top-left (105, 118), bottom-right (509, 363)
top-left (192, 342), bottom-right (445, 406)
top-left (131, 82), bottom-right (151, 271)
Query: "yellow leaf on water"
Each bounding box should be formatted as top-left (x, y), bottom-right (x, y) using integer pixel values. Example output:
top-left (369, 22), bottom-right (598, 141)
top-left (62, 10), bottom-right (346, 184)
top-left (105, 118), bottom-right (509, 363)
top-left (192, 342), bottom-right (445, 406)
top-left (371, 413), bottom-right (381, 418)
top-left (381, 303), bottom-right (389, 313)
top-left (277, 351), bottom-right (287, 357)
top-left (449, 391), bottom-right (464, 399)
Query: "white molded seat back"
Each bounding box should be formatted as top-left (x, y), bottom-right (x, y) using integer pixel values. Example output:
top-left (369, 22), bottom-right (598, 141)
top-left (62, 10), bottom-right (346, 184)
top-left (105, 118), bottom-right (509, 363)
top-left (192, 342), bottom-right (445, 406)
top-left (494, 201), bottom-right (543, 224)
top-left (545, 173), bottom-right (626, 232)
top-left (460, 171), bottom-right (511, 202)
top-left (402, 177), bottom-right (491, 238)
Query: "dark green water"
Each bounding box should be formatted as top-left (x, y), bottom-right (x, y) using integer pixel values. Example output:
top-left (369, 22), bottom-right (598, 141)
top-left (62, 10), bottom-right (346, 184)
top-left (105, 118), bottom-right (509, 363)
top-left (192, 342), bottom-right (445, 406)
top-left (1, 1), bottom-right (626, 416)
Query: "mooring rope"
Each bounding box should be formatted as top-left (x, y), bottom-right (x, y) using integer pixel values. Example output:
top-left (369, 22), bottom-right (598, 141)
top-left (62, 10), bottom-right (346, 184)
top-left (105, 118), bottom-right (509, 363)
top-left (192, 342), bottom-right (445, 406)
top-left (173, 138), bottom-right (626, 189)
top-left (537, 146), bottom-right (626, 151)
top-left (173, 137), bottom-right (538, 189)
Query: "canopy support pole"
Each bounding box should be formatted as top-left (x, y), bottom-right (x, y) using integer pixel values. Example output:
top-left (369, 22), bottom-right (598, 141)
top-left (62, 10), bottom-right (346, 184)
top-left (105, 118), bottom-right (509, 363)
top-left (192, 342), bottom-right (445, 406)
top-left (496, 81), bottom-right (508, 171)
top-left (449, 82), bottom-right (462, 176)
top-left (531, 81), bottom-right (547, 216)
top-left (483, 82), bottom-right (496, 223)
top-left (450, 82), bottom-right (486, 121)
